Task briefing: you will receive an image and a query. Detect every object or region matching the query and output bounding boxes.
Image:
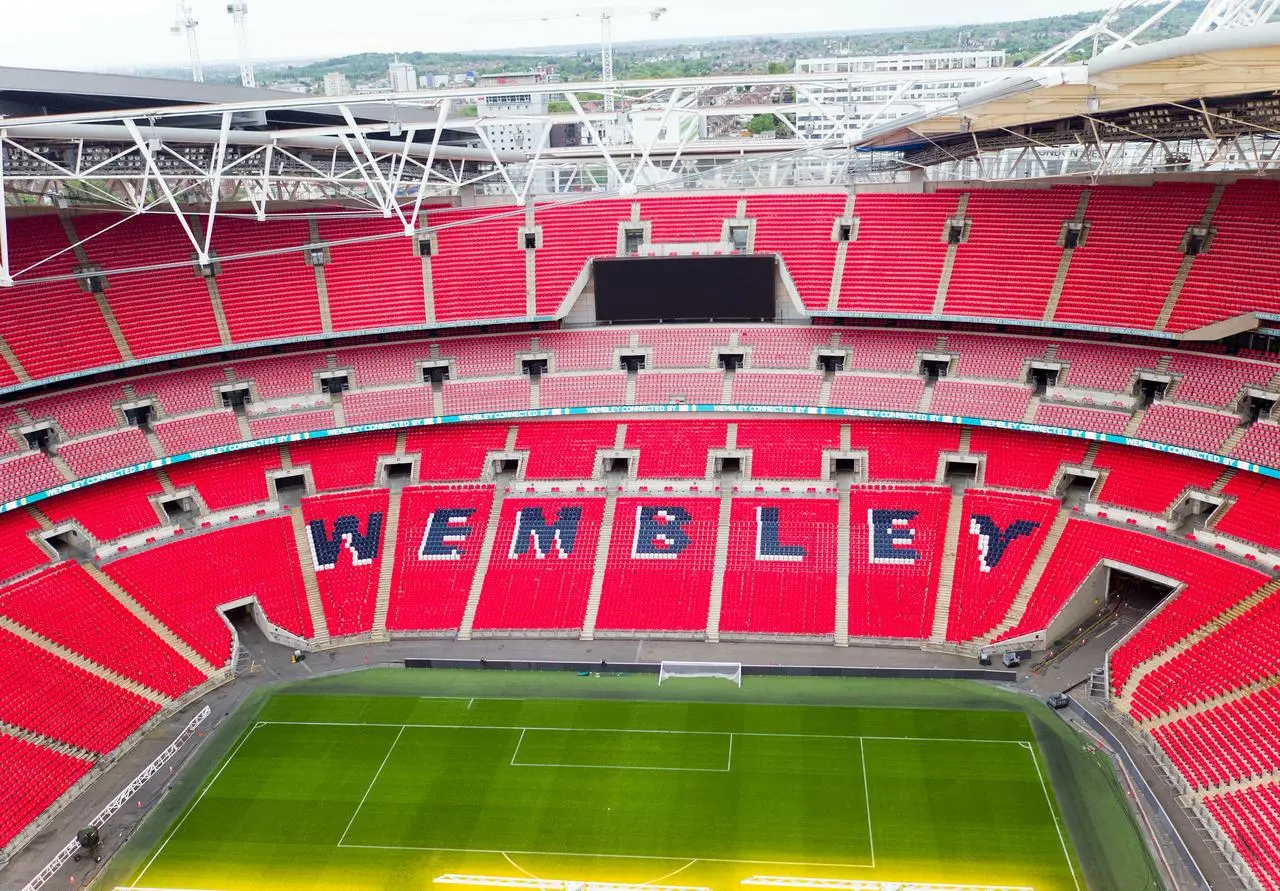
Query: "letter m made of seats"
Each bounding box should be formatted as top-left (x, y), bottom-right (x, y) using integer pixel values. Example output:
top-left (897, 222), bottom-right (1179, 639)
top-left (307, 513), bottom-right (384, 571)
top-left (509, 506), bottom-right (582, 560)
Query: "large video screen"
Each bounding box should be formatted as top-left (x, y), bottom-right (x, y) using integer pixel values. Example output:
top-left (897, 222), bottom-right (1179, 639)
top-left (593, 254), bottom-right (776, 323)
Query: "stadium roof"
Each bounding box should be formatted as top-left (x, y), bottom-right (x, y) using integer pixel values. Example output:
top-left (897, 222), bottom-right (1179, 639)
top-left (857, 24), bottom-right (1280, 155)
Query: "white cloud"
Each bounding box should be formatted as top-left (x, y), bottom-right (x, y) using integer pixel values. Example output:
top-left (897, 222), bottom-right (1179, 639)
top-left (1, 0), bottom-right (1108, 71)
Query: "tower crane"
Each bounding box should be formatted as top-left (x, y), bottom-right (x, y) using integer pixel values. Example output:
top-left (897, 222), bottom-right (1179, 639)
top-left (170, 0), bottom-right (203, 83)
top-left (227, 1), bottom-right (257, 88)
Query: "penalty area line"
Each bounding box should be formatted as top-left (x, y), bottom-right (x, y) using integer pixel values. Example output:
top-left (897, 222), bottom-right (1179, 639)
top-left (1027, 741), bottom-right (1082, 891)
top-left (338, 724), bottom-right (407, 847)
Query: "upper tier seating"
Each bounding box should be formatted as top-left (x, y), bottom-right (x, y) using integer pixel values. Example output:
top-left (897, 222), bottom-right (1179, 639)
top-left (1233, 423), bottom-right (1280, 468)
top-left (828, 375), bottom-right (924, 412)
top-left (428, 207), bottom-right (526, 322)
top-left (290, 432), bottom-right (396, 491)
top-left (626, 421), bottom-right (725, 478)
top-left (1055, 341), bottom-right (1160, 392)
top-left (0, 627), bottom-right (160, 754)
top-left (539, 329), bottom-right (630, 371)
top-left (751, 194), bottom-right (845, 309)
top-left (24, 384), bottom-right (123, 437)
top-left (0, 452), bottom-right (66, 503)
top-left (635, 371), bottom-right (724, 404)
top-left (968, 428), bottom-right (1087, 492)
top-left (0, 509), bottom-right (50, 584)
top-left (1, 216), bottom-right (121, 380)
top-left (441, 378), bottom-right (530, 414)
top-left (1057, 183), bottom-right (1213, 330)
top-left (854, 421), bottom-right (960, 481)
top-left (1171, 181), bottom-right (1280, 333)
top-left (0, 734), bottom-right (92, 848)
top-left (945, 188), bottom-right (1081, 320)
top-left (840, 193), bottom-right (958, 314)
top-left (539, 373), bottom-right (628, 409)
top-left (0, 563), bottom-right (206, 697)
top-left (737, 326), bottom-right (832, 367)
top-left (1154, 686), bottom-right (1280, 790)
top-left (153, 411), bottom-right (243, 455)
top-left (946, 334), bottom-right (1050, 381)
top-left (1203, 783), bottom-right (1280, 891)
top-left (640, 195), bottom-right (737, 243)
top-left (1033, 403), bottom-right (1129, 435)
top-left (386, 485), bottom-right (494, 631)
top-left (58, 427), bottom-right (154, 478)
top-left (343, 386), bottom-right (434, 425)
top-left (846, 486), bottom-right (949, 639)
top-left (1169, 352), bottom-right (1274, 408)
top-left (720, 498), bottom-right (838, 635)
top-left (1136, 403), bottom-right (1239, 453)
top-left (930, 380), bottom-right (1033, 421)
top-left (595, 497), bottom-right (720, 632)
top-left (844, 329), bottom-right (938, 372)
top-left (248, 409), bottom-right (335, 439)
top-left (730, 371), bottom-right (823, 405)
top-left (946, 491), bottom-right (1060, 642)
top-left (103, 517), bottom-right (314, 666)
top-left (735, 420), bottom-right (841, 479)
top-left (317, 217), bottom-right (427, 330)
top-left (517, 421), bottom-right (616, 479)
top-left (471, 497), bottom-right (605, 630)
top-left (1092, 444), bottom-right (1223, 513)
top-left (211, 217), bottom-right (323, 341)
top-left (534, 200), bottom-right (629, 315)
top-left (301, 489), bottom-right (388, 636)
top-left (75, 215), bottom-right (223, 358)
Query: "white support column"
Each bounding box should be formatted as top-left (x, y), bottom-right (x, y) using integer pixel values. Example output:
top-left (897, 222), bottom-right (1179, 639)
top-left (0, 129), bottom-right (11, 287)
top-left (338, 104), bottom-right (402, 224)
top-left (474, 124), bottom-right (525, 205)
top-left (566, 91), bottom-right (624, 187)
top-left (629, 88), bottom-right (682, 189)
top-left (201, 111), bottom-right (233, 259)
top-left (123, 117), bottom-right (207, 263)
top-left (406, 99), bottom-right (451, 235)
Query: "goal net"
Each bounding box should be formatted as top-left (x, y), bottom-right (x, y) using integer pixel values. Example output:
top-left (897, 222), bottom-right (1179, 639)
top-left (657, 661), bottom-right (742, 687)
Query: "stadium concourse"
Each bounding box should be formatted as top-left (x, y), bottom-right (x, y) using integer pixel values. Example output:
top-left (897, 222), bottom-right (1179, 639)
top-left (5, 185), bottom-right (1280, 890)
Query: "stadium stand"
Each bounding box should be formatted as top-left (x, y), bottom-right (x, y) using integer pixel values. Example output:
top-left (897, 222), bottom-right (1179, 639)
top-left (855, 421), bottom-right (960, 482)
top-left (471, 497), bottom-right (606, 630)
top-left (1203, 784), bottom-right (1280, 891)
top-left (737, 326), bottom-right (833, 367)
top-left (0, 627), bottom-right (160, 754)
top-left (828, 374), bottom-right (924, 411)
top-left (23, 385), bottom-right (123, 437)
top-left (290, 432), bottom-right (396, 491)
top-left (1232, 423), bottom-right (1280, 468)
top-left (301, 489), bottom-right (388, 636)
top-left (1169, 352), bottom-right (1274, 407)
top-left (232, 353), bottom-right (326, 400)
top-left (517, 421), bottom-right (616, 479)
top-left (0, 563), bottom-right (206, 697)
top-left (750, 194), bottom-right (845, 308)
top-left (1056, 341), bottom-right (1160, 392)
top-left (132, 367), bottom-right (229, 416)
top-left (539, 329), bottom-right (630, 371)
top-left (58, 427), bottom-right (154, 477)
top-left (595, 498), bottom-right (720, 632)
top-left (646, 326), bottom-right (734, 368)
top-left (1136, 402), bottom-right (1240, 453)
top-left (40, 473), bottom-right (164, 542)
top-left (730, 370), bottom-right (823, 405)
top-left (534, 200), bottom-right (629, 314)
top-left (967, 428), bottom-right (1088, 492)
top-left (719, 498), bottom-right (838, 635)
top-left (165, 449), bottom-right (281, 511)
top-left (946, 491), bottom-right (1059, 641)
top-left (930, 380), bottom-right (1033, 421)
top-left (74, 215), bottom-right (223, 359)
top-left (441, 377), bottom-right (529, 414)
top-left (634, 370), bottom-right (724, 404)
top-left (317, 216), bottom-right (427, 330)
top-left (429, 207), bottom-right (527, 321)
top-left (0, 509), bottom-right (50, 584)
top-left (1154, 687), bottom-right (1280, 789)
top-left (847, 486), bottom-right (949, 638)
top-left (0, 735), bottom-right (92, 848)
top-left (343, 386), bottom-right (434, 425)
top-left (1056, 183), bottom-right (1213, 330)
top-left (735, 420), bottom-right (841, 479)
top-left (844, 329), bottom-right (937, 372)
top-left (640, 195), bottom-right (737, 243)
top-left (386, 485), bottom-right (495, 631)
top-left (338, 341), bottom-right (431, 387)
top-left (0, 452), bottom-right (67, 504)
top-left (1214, 473), bottom-right (1280, 550)
top-left (1091, 444), bottom-right (1223, 513)
top-left (103, 517), bottom-right (314, 665)
top-left (405, 424), bottom-right (508, 482)
top-left (152, 410), bottom-right (243, 455)
top-left (626, 421), bottom-right (725, 478)
top-left (839, 193), bottom-right (957, 313)
top-left (539, 373), bottom-right (628, 408)
top-left (946, 334), bottom-right (1051, 381)
top-left (945, 188), bottom-right (1081, 320)
top-left (247, 409), bottom-right (335, 438)
top-left (211, 217), bottom-right (324, 341)
top-left (440, 335), bottom-right (529, 378)
top-left (1033, 403), bottom-right (1130, 434)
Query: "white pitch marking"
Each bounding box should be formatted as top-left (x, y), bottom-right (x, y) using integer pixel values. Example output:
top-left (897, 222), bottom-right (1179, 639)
top-left (338, 724), bottom-right (406, 846)
top-left (1027, 739), bottom-right (1083, 891)
top-left (132, 724), bottom-right (262, 887)
top-left (509, 728), bottom-right (528, 766)
top-left (468, 698), bottom-right (475, 710)
top-left (336, 842), bottom-right (875, 870)
top-left (726, 733), bottom-right (734, 772)
top-left (859, 737), bottom-right (875, 868)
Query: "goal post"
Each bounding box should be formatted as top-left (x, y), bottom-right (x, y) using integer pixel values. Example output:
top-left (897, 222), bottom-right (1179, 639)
top-left (657, 661), bottom-right (742, 687)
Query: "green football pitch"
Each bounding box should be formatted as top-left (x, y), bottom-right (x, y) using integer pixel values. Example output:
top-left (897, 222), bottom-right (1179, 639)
top-left (108, 674), bottom-right (1110, 891)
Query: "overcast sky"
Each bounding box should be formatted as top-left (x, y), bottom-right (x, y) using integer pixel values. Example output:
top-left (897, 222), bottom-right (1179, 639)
top-left (1, 0), bottom-right (1108, 72)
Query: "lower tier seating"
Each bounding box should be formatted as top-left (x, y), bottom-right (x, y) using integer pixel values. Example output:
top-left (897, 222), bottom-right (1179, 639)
top-left (1154, 685), bottom-right (1280, 790)
top-left (0, 734), bottom-right (93, 848)
top-left (1203, 783), bottom-right (1280, 891)
top-left (301, 489), bottom-right (389, 637)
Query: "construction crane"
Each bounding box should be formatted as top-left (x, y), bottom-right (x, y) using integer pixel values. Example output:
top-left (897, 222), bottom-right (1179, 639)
top-left (227, 1), bottom-right (257, 88)
top-left (170, 0), bottom-right (203, 83)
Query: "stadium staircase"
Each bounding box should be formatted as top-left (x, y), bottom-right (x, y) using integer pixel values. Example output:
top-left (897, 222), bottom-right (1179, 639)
top-left (1218, 427), bottom-right (1248, 457)
top-left (929, 491), bottom-right (965, 641)
top-left (581, 483), bottom-right (620, 641)
top-left (457, 482), bottom-right (510, 641)
top-left (834, 475), bottom-right (851, 647)
top-left (0, 721), bottom-right (96, 762)
top-left (288, 508), bottom-right (331, 645)
top-left (1043, 191), bottom-right (1091, 323)
top-left (1211, 468), bottom-right (1237, 495)
top-left (0, 337), bottom-right (29, 384)
top-left (80, 564), bottom-right (217, 676)
top-left (1118, 577), bottom-right (1280, 713)
top-left (371, 490), bottom-right (403, 638)
top-left (982, 509), bottom-right (1072, 642)
top-left (705, 487), bottom-right (733, 644)
top-left (1123, 408), bottom-right (1147, 436)
top-left (1192, 764), bottom-right (1280, 800)
top-left (1156, 184), bottom-right (1226, 332)
top-left (930, 193), bottom-right (969, 315)
top-left (0, 615), bottom-right (169, 705)
top-left (60, 215), bottom-right (132, 363)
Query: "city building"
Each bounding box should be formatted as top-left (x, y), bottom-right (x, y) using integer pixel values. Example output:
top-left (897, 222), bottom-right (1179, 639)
top-left (322, 72), bottom-right (351, 96)
top-left (476, 67), bottom-right (554, 153)
top-left (388, 59), bottom-right (416, 93)
top-left (793, 50), bottom-right (1007, 141)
